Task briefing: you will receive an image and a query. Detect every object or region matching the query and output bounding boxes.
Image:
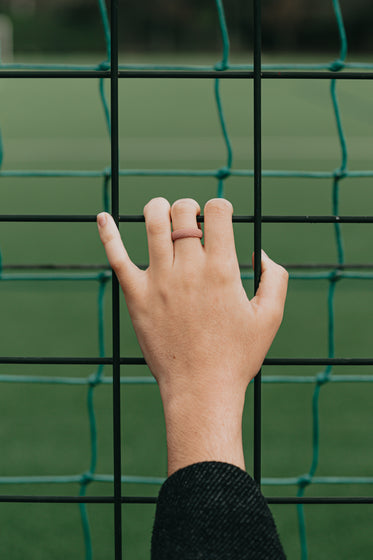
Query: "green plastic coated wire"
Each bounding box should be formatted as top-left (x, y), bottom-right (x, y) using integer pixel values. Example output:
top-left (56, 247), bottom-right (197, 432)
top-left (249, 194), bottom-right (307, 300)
top-left (0, 1), bottom-right (372, 559)
top-left (295, 3), bottom-right (353, 558)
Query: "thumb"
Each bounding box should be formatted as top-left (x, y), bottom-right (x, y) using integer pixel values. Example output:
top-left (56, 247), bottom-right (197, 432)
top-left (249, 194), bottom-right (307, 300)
top-left (97, 212), bottom-right (144, 298)
top-left (251, 250), bottom-right (288, 326)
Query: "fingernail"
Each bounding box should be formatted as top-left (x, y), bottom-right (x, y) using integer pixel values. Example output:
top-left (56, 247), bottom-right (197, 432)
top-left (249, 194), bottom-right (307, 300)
top-left (97, 213), bottom-right (107, 227)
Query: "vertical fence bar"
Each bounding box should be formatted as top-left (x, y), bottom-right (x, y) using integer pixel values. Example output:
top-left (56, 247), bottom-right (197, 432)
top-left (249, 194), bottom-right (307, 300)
top-left (253, 0), bottom-right (262, 485)
top-left (110, 1), bottom-right (122, 558)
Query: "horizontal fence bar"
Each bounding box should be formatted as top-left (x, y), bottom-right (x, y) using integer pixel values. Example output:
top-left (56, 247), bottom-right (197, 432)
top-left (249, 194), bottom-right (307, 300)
top-left (0, 70), bottom-right (373, 80)
top-left (261, 374), bottom-right (373, 384)
top-left (236, 216), bottom-right (373, 224)
top-left (267, 497), bottom-right (373, 504)
top-left (0, 495), bottom-right (154, 504)
top-left (0, 71), bottom-right (110, 79)
top-left (1, 374), bottom-right (372, 386)
top-left (2, 263), bottom-right (373, 271)
top-left (0, 62), bottom-right (372, 71)
top-left (4, 271), bottom-right (372, 283)
top-left (2, 263), bottom-right (373, 272)
top-left (119, 70), bottom-right (373, 80)
top-left (0, 215), bottom-right (372, 224)
top-left (0, 357), bottom-right (372, 366)
top-left (0, 495), bottom-right (372, 504)
top-left (265, 358), bottom-right (373, 366)
top-left (1, 169), bottom-right (373, 180)
top-left (0, 215), bottom-right (97, 222)
top-left (263, 71), bottom-right (373, 80)
top-left (1, 473), bottom-right (372, 486)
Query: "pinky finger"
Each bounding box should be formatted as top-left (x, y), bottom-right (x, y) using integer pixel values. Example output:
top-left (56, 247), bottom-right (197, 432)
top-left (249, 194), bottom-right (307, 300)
top-left (97, 212), bottom-right (143, 298)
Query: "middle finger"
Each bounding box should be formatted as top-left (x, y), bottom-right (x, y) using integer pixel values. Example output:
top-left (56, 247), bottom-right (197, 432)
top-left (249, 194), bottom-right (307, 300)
top-left (171, 198), bottom-right (203, 262)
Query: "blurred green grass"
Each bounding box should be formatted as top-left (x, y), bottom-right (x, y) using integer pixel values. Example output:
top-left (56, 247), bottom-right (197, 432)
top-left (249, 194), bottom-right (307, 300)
top-left (0, 54), bottom-right (372, 559)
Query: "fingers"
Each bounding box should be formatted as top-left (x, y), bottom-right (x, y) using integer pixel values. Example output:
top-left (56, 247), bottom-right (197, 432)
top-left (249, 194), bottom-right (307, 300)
top-left (251, 250), bottom-right (288, 326)
top-left (143, 197), bottom-right (173, 272)
top-left (203, 198), bottom-right (237, 262)
top-left (171, 198), bottom-right (203, 261)
top-left (97, 212), bottom-right (143, 297)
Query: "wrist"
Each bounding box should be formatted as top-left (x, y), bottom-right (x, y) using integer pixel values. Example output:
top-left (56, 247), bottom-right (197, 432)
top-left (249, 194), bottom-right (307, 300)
top-left (160, 387), bottom-right (246, 476)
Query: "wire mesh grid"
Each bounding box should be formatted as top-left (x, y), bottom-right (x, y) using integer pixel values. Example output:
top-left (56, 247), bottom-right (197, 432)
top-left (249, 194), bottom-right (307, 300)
top-left (0, 1), bottom-right (372, 559)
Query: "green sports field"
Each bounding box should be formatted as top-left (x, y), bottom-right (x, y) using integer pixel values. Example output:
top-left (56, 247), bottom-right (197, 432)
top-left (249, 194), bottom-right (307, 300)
top-left (0, 54), bottom-right (372, 559)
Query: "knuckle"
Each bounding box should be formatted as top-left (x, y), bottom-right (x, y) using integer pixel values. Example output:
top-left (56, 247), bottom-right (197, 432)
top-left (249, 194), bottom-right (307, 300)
top-left (146, 218), bottom-right (167, 236)
top-left (276, 263), bottom-right (289, 283)
top-left (155, 283), bottom-right (170, 306)
top-left (204, 198), bottom-right (233, 217)
top-left (171, 198), bottom-right (199, 215)
top-left (177, 258), bottom-right (200, 284)
top-left (209, 255), bottom-right (237, 283)
top-left (144, 197), bottom-right (170, 217)
top-left (109, 255), bottom-right (125, 274)
top-left (102, 229), bottom-right (117, 245)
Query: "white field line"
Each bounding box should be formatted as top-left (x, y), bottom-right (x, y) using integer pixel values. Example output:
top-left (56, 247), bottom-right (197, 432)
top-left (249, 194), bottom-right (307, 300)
top-left (2, 136), bottom-right (372, 163)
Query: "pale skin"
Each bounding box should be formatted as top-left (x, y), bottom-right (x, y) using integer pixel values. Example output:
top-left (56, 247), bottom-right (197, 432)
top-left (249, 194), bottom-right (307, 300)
top-left (97, 197), bottom-right (288, 476)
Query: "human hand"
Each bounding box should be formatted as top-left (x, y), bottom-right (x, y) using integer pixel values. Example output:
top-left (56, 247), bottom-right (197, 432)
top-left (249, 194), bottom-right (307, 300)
top-left (97, 197), bottom-right (288, 473)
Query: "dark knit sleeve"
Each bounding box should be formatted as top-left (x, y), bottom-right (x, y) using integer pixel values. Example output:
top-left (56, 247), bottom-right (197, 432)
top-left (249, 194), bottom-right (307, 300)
top-left (151, 461), bottom-right (286, 559)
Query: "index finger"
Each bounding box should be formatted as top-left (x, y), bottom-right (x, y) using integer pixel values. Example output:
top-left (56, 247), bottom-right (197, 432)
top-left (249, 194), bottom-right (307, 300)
top-left (97, 212), bottom-right (143, 297)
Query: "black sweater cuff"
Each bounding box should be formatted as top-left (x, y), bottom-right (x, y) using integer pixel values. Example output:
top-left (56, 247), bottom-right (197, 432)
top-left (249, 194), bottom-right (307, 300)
top-left (151, 461), bottom-right (286, 559)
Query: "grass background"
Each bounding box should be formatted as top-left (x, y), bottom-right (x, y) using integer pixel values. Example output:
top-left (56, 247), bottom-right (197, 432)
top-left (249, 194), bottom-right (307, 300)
top-left (0, 53), bottom-right (372, 559)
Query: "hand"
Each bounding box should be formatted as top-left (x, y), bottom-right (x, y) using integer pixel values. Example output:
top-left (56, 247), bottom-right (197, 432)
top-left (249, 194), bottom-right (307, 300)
top-left (97, 197), bottom-right (288, 474)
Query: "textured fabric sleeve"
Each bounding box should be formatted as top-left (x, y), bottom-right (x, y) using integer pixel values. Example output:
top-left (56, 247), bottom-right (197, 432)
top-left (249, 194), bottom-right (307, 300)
top-left (151, 461), bottom-right (286, 559)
